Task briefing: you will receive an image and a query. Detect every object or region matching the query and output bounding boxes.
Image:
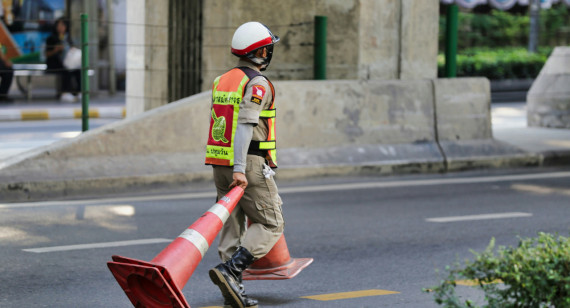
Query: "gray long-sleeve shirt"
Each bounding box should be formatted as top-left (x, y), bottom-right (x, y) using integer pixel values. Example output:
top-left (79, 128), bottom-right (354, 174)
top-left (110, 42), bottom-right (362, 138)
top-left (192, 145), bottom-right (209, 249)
top-left (233, 123), bottom-right (253, 173)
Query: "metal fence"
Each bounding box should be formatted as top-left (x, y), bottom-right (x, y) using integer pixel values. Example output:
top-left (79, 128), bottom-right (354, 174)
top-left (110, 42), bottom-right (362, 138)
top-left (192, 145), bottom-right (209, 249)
top-left (168, 0), bottom-right (203, 102)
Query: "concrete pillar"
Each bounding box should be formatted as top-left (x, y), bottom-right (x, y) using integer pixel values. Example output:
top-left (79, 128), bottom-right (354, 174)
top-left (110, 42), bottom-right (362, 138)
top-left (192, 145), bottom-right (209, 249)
top-left (132, 0), bottom-right (439, 106)
top-left (527, 47), bottom-right (570, 128)
top-left (399, 0), bottom-right (439, 80)
top-left (126, 0), bottom-right (169, 118)
top-left (358, 0), bottom-right (400, 80)
top-left (358, 0), bottom-right (438, 80)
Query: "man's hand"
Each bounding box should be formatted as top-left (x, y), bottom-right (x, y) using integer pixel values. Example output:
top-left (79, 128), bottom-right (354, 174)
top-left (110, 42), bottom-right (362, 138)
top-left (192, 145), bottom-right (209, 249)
top-left (229, 172), bottom-right (248, 189)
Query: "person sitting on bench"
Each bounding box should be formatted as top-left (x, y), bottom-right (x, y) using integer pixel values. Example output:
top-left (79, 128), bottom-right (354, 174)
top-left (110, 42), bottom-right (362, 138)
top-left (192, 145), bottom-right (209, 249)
top-left (45, 17), bottom-right (81, 103)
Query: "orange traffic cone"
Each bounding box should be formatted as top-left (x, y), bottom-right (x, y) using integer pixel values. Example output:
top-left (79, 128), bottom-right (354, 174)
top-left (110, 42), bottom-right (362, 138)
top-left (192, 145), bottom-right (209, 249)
top-left (242, 233), bottom-right (313, 280)
top-left (107, 187), bottom-right (244, 308)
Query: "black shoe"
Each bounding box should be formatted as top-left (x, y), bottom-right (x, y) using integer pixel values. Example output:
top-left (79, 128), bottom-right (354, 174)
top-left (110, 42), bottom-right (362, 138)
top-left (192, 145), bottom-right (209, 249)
top-left (209, 247), bottom-right (256, 308)
top-left (223, 281), bottom-right (259, 308)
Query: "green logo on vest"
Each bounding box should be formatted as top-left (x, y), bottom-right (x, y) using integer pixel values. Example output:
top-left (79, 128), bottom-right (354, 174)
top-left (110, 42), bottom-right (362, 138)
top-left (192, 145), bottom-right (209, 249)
top-left (211, 109), bottom-right (229, 143)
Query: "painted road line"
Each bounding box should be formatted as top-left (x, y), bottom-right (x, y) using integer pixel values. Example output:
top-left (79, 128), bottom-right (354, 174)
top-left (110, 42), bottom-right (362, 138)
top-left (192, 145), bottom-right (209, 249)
top-left (0, 109), bottom-right (21, 120)
top-left (511, 183), bottom-right (570, 196)
top-left (0, 107), bottom-right (125, 121)
top-left (21, 110), bottom-right (49, 120)
top-left (3, 171), bottom-right (570, 209)
top-left (73, 109), bottom-right (100, 119)
top-left (0, 191), bottom-right (217, 209)
top-left (278, 171), bottom-right (570, 194)
top-left (456, 279), bottom-right (502, 286)
top-left (302, 289), bottom-right (400, 301)
top-left (22, 238), bottom-right (172, 253)
top-left (426, 212), bottom-right (532, 223)
top-left (99, 107), bottom-right (126, 118)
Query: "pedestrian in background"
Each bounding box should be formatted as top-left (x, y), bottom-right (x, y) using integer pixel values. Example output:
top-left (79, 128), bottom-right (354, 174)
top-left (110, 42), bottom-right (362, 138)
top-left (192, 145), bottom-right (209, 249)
top-left (45, 17), bottom-right (81, 103)
top-left (205, 21), bottom-right (282, 308)
top-left (0, 42), bottom-right (14, 103)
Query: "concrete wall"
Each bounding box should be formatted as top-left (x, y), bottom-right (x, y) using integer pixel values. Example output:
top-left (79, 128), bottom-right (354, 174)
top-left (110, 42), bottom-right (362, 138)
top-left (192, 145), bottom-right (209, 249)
top-left (126, 0), bottom-right (439, 115)
top-left (1, 77), bottom-right (526, 201)
top-left (276, 80), bottom-right (435, 148)
top-left (433, 78), bottom-right (492, 141)
top-left (203, 0), bottom-right (439, 89)
top-left (202, 0), bottom-right (361, 87)
top-left (527, 47), bottom-right (570, 128)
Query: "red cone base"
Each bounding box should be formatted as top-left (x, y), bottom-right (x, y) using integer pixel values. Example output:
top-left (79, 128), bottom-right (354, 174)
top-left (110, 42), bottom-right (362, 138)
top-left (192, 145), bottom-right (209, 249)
top-left (242, 234), bottom-right (313, 280)
top-left (107, 255), bottom-right (190, 308)
top-left (242, 257), bottom-right (313, 280)
top-left (107, 187), bottom-right (245, 308)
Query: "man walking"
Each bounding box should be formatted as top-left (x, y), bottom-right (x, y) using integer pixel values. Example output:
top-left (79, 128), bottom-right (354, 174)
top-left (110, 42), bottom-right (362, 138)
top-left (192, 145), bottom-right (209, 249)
top-left (205, 22), bottom-right (283, 308)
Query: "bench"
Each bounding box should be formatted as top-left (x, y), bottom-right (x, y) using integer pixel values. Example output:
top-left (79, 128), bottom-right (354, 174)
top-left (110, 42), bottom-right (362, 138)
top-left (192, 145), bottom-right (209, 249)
top-left (12, 63), bottom-right (94, 101)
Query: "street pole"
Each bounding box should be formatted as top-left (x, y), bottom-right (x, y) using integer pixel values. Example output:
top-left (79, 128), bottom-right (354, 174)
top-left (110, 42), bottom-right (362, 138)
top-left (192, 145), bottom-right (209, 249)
top-left (528, 0), bottom-right (540, 53)
top-left (81, 14), bottom-right (90, 132)
top-left (445, 4), bottom-right (458, 78)
top-left (107, 0), bottom-right (116, 95)
top-left (314, 16), bottom-right (327, 80)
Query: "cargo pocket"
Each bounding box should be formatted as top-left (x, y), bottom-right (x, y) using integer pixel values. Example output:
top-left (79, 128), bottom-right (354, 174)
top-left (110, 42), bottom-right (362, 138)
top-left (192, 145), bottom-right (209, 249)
top-left (264, 175), bottom-right (282, 204)
top-left (247, 156), bottom-right (283, 229)
top-left (254, 200), bottom-right (280, 228)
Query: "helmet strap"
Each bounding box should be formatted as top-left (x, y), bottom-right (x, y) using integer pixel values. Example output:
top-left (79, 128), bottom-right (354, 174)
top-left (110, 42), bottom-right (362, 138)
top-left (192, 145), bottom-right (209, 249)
top-left (244, 46), bottom-right (273, 71)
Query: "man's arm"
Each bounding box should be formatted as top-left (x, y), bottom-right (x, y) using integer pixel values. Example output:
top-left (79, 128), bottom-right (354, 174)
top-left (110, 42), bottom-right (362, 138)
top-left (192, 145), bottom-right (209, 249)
top-left (229, 123), bottom-right (253, 189)
top-left (230, 75), bottom-right (269, 189)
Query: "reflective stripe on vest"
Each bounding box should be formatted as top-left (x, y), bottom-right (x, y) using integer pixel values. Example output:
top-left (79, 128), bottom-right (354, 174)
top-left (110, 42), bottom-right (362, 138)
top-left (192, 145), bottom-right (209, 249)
top-left (262, 79), bottom-right (277, 167)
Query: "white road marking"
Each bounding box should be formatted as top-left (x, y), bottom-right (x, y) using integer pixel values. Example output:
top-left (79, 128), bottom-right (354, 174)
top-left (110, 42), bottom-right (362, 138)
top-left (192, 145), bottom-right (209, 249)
top-left (2, 171), bottom-right (570, 209)
top-left (426, 212), bottom-right (533, 223)
top-left (0, 191), bottom-right (217, 209)
top-left (22, 238), bottom-right (172, 253)
top-left (278, 171), bottom-right (570, 194)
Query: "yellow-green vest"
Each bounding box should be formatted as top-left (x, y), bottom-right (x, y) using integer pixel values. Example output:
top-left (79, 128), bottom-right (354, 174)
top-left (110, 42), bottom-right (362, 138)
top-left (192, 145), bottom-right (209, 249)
top-left (205, 67), bottom-right (277, 167)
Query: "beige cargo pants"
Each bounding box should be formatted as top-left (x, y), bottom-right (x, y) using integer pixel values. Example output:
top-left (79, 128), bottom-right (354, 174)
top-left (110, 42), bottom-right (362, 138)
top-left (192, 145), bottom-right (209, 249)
top-left (213, 154), bottom-right (284, 261)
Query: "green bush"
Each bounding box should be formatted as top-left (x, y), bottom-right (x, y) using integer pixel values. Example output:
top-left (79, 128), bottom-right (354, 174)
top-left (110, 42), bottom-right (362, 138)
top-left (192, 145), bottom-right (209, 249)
top-left (437, 47), bottom-right (551, 79)
top-left (439, 4), bottom-right (570, 50)
top-left (426, 233), bottom-right (570, 307)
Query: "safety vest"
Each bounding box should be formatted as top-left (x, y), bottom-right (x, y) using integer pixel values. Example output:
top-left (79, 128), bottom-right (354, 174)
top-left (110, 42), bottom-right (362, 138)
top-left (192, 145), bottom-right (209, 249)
top-left (205, 67), bottom-right (277, 167)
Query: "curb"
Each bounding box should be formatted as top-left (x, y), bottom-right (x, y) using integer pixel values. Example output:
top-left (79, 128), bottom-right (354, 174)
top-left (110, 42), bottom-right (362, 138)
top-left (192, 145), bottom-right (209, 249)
top-left (0, 152), bottom-right (551, 202)
top-left (0, 106), bottom-right (126, 121)
top-left (542, 150), bottom-right (570, 166)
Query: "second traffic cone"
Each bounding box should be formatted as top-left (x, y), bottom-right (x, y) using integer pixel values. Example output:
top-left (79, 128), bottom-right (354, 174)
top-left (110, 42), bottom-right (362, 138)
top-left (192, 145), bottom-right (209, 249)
top-left (107, 187), bottom-right (244, 308)
top-left (242, 233), bottom-right (313, 280)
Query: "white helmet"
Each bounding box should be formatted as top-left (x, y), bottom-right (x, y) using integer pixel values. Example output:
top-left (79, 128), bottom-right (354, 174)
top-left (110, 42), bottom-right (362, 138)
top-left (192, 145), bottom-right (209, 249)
top-left (231, 22), bottom-right (280, 70)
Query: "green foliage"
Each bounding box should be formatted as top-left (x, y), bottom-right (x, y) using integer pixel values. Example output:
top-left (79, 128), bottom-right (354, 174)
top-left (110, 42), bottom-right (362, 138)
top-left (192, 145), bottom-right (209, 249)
top-left (540, 4), bottom-right (570, 46)
top-left (439, 4), bottom-right (570, 51)
top-left (425, 233), bottom-right (570, 307)
top-left (437, 47), bottom-right (551, 79)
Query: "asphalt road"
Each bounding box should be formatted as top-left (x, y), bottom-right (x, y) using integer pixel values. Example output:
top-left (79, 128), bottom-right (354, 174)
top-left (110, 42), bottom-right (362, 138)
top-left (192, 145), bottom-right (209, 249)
top-left (1, 168), bottom-right (569, 307)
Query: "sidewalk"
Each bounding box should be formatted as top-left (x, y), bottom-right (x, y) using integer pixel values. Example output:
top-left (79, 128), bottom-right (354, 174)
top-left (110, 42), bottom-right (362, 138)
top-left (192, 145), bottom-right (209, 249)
top-left (0, 90), bottom-right (125, 121)
top-left (491, 102), bottom-right (570, 165)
